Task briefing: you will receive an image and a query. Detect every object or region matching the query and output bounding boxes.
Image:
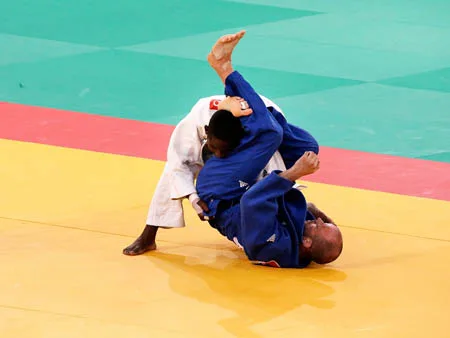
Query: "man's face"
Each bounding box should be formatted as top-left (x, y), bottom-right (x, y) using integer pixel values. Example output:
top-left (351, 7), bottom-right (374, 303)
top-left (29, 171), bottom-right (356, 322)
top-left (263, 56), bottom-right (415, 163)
top-left (206, 134), bottom-right (232, 158)
top-left (304, 218), bottom-right (337, 244)
top-left (304, 218), bottom-right (327, 236)
top-left (302, 218), bottom-right (342, 264)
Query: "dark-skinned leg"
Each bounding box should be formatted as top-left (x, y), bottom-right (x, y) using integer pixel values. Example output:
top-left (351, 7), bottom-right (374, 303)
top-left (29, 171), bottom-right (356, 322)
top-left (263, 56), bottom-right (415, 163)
top-left (122, 225), bottom-right (158, 255)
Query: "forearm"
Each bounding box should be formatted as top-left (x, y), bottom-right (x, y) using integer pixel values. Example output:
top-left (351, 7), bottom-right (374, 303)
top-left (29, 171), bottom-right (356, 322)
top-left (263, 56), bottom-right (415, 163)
top-left (224, 71), bottom-right (268, 117)
top-left (279, 169), bottom-right (299, 182)
top-left (188, 192), bottom-right (203, 214)
top-left (279, 165), bottom-right (311, 182)
top-left (307, 203), bottom-right (335, 225)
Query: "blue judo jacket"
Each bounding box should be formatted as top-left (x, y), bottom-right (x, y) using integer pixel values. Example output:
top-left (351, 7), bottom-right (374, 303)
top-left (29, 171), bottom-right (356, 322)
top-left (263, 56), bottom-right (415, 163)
top-left (239, 171), bottom-right (313, 268)
top-left (196, 70), bottom-right (317, 268)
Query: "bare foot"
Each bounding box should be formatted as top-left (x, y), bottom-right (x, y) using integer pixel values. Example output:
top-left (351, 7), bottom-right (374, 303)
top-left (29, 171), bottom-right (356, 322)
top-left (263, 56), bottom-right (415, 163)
top-left (207, 30), bottom-right (246, 81)
top-left (123, 225), bottom-right (158, 256)
top-left (210, 30), bottom-right (246, 60)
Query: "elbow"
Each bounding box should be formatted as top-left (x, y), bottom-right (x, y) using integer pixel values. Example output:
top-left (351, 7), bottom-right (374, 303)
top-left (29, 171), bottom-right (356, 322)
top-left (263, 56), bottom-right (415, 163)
top-left (306, 135), bottom-right (319, 154)
top-left (311, 140), bottom-right (319, 155)
top-left (264, 121), bottom-right (283, 149)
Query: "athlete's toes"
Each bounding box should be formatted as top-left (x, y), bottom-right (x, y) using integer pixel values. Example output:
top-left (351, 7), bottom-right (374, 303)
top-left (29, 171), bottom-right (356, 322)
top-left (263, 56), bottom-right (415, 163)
top-left (123, 244), bottom-right (137, 255)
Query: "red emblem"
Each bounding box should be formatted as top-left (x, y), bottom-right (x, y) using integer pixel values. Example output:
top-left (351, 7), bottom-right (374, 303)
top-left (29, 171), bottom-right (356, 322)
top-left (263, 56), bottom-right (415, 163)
top-left (209, 99), bottom-right (221, 110)
top-left (252, 260), bottom-right (281, 268)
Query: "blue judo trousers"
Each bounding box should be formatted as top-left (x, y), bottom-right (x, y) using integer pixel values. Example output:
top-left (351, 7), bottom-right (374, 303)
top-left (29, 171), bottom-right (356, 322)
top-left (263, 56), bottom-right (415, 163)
top-left (196, 71), bottom-right (318, 268)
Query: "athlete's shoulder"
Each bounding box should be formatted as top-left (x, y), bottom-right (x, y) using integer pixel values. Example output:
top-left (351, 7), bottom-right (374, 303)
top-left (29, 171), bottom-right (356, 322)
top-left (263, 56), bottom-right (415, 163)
top-left (177, 95), bottom-right (221, 122)
top-left (185, 95), bottom-right (225, 116)
top-left (194, 95), bottom-right (226, 108)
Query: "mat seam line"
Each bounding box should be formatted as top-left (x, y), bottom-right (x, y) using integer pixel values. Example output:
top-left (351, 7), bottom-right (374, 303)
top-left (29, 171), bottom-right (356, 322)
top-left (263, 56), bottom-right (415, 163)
top-left (1, 216), bottom-right (448, 243)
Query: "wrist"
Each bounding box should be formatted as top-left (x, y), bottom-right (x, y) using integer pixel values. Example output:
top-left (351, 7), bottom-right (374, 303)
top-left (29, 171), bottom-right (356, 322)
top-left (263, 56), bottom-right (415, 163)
top-left (279, 167), bottom-right (303, 182)
top-left (188, 193), bottom-right (199, 203)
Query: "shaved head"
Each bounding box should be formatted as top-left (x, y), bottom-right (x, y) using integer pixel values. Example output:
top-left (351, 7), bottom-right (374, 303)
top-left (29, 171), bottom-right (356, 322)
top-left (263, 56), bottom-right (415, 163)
top-left (312, 223), bottom-right (343, 264)
top-left (303, 218), bottom-right (343, 265)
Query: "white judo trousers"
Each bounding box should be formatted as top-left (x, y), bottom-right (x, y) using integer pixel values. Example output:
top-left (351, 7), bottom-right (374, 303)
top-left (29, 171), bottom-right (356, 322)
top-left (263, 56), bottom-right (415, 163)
top-left (146, 95), bottom-right (287, 229)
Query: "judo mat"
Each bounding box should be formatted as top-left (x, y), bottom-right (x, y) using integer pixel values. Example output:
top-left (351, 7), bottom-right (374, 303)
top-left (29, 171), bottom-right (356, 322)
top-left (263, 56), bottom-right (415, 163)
top-left (1, 1), bottom-right (450, 337)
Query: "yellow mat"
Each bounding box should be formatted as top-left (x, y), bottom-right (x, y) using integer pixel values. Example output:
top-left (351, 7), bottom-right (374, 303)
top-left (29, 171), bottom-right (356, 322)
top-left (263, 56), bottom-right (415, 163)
top-left (1, 139), bottom-right (449, 338)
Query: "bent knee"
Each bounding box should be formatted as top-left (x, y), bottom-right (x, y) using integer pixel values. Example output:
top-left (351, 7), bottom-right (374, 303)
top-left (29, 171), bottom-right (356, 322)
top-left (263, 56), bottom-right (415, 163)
top-left (307, 137), bottom-right (319, 154)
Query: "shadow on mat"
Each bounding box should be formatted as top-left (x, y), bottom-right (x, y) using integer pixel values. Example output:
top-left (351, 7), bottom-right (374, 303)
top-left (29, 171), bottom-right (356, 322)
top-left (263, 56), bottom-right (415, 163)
top-left (149, 251), bottom-right (347, 338)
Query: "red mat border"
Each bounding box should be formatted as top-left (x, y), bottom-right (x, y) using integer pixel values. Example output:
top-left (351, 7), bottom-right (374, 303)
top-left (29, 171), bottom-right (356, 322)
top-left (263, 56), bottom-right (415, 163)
top-left (2, 102), bottom-right (449, 201)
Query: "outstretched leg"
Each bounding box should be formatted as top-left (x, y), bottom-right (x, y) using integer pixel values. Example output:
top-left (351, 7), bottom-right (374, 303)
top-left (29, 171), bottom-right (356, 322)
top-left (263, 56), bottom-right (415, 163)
top-left (207, 30), bottom-right (279, 135)
top-left (207, 30), bottom-right (319, 168)
top-left (197, 32), bottom-right (283, 211)
top-left (197, 31), bottom-right (284, 241)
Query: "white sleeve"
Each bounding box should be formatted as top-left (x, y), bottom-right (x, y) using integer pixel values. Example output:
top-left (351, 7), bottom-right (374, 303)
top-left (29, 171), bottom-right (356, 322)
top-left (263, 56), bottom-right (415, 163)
top-left (167, 99), bottom-right (208, 200)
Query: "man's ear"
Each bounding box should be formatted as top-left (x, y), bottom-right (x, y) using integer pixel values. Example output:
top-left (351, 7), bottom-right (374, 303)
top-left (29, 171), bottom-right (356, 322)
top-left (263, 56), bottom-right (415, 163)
top-left (302, 236), bottom-right (312, 248)
top-left (204, 125), bottom-right (209, 134)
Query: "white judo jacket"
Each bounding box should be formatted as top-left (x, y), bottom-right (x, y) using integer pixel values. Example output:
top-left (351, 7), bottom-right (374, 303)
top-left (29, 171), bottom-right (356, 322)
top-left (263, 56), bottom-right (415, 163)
top-left (146, 94), bottom-right (286, 228)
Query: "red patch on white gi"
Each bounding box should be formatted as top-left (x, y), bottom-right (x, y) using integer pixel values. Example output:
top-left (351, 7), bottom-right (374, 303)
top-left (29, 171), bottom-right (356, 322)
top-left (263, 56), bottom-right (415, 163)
top-left (209, 99), bottom-right (222, 110)
top-left (252, 260), bottom-right (281, 268)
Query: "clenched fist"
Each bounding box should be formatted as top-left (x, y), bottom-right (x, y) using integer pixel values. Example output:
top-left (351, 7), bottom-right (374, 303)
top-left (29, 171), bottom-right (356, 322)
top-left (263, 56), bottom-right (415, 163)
top-left (280, 151), bottom-right (320, 182)
top-left (296, 151), bottom-right (320, 176)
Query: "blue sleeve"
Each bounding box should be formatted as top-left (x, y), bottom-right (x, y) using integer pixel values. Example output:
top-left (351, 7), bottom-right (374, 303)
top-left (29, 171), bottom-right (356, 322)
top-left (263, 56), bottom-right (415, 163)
top-left (240, 172), bottom-right (300, 268)
top-left (224, 71), bottom-right (280, 139)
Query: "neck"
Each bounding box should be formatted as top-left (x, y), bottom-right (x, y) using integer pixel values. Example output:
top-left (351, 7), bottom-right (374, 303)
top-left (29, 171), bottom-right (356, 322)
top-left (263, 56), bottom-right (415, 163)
top-left (299, 245), bottom-right (312, 260)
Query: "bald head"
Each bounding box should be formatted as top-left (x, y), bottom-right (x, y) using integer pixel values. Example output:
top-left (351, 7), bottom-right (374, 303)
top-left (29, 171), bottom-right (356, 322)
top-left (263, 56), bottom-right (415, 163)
top-left (303, 218), bottom-right (343, 265)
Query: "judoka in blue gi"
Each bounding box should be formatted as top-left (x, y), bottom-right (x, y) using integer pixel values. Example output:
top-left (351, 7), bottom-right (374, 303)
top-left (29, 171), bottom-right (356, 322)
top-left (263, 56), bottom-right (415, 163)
top-left (196, 30), bottom-right (343, 268)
